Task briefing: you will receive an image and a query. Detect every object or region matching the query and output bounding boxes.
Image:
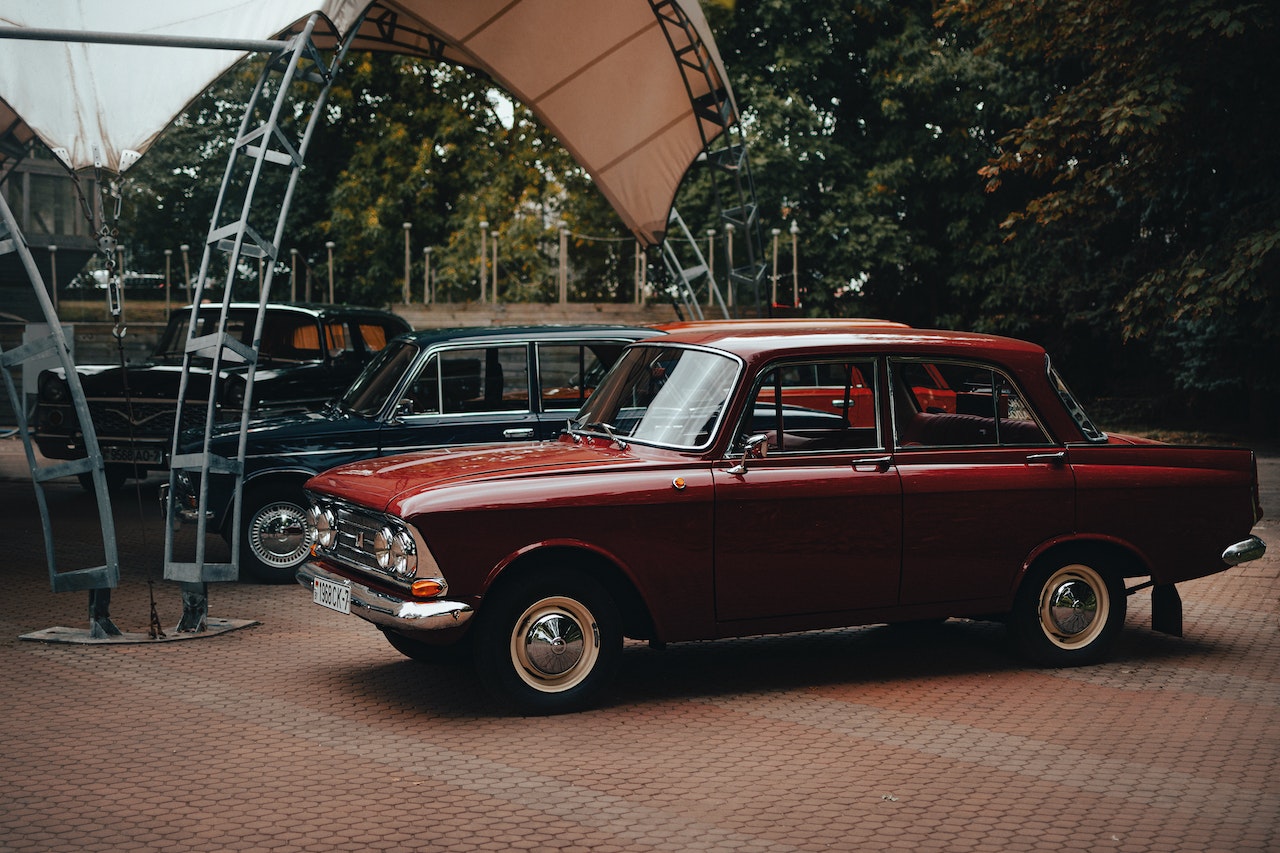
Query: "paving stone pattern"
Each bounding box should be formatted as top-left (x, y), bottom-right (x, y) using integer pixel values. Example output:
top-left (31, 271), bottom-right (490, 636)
top-left (0, 439), bottom-right (1276, 852)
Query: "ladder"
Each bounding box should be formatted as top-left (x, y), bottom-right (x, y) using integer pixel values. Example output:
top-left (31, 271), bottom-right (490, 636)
top-left (162, 14), bottom-right (361, 628)
top-left (0, 187), bottom-right (121, 637)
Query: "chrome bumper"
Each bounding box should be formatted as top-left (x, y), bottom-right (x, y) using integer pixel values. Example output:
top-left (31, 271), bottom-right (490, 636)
top-left (1222, 535), bottom-right (1267, 566)
top-left (297, 561), bottom-right (474, 632)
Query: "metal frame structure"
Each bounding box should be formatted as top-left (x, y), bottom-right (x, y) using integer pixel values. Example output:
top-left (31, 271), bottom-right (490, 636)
top-left (650, 0), bottom-right (767, 318)
top-left (0, 187), bottom-right (121, 637)
top-left (162, 13), bottom-right (362, 630)
top-left (4, 2), bottom-right (764, 627)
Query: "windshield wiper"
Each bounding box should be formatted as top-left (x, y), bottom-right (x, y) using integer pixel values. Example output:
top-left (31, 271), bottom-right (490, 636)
top-left (570, 418), bottom-right (627, 448)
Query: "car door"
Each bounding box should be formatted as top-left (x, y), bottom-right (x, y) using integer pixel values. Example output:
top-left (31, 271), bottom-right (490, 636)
top-left (890, 357), bottom-right (1074, 606)
top-left (712, 357), bottom-right (903, 622)
top-left (376, 343), bottom-right (539, 454)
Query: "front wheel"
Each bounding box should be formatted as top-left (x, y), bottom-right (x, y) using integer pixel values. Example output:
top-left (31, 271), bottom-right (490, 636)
top-left (1012, 558), bottom-right (1126, 667)
top-left (240, 483), bottom-right (315, 584)
top-left (472, 569), bottom-right (621, 715)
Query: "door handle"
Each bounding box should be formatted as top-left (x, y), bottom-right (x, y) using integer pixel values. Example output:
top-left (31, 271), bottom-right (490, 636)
top-left (853, 455), bottom-right (892, 472)
top-left (503, 428), bottom-right (535, 439)
top-left (1026, 451), bottom-right (1066, 464)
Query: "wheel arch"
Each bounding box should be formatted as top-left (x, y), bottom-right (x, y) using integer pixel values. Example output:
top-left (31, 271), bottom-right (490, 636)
top-left (484, 544), bottom-right (657, 642)
top-left (1020, 536), bottom-right (1150, 596)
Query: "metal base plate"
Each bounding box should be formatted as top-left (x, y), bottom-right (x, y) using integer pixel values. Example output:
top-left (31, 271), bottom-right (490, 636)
top-left (18, 618), bottom-right (259, 645)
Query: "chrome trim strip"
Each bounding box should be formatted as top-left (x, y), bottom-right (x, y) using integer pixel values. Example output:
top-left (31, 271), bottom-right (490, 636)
top-left (297, 561), bottom-right (473, 631)
top-left (1222, 535), bottom-right (1266, 566)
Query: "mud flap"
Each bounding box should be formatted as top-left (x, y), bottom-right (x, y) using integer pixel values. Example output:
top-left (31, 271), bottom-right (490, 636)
top-left (1151, 584), bottom-right (1183, 637)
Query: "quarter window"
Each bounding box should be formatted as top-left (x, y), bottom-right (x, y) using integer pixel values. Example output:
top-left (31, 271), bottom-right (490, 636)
top-left (537, 342), bottom-right (630, 412)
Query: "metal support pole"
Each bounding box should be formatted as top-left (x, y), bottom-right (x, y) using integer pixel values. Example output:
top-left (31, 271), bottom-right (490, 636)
top-left (402, 222), bottom-right (411, 304)
top-left (724, 224), bottom-right (735, 309)
top-left (706, 229), bottom-right (715, 307)
top-left (325, 241), bottom-right (335, 303)
top-left (290, 248), bottom-right (298, 301)
top-left (558, 227), bottom-right (568, 304)
top-left (180, 243), bottom-right (191, 302)
top-left (478, 219), bottom-right (488, 303)
top-left (164, 248), bottom-right (172, 315)
top-left (771, 228), bottom-right (780, 306)
top-left (423, 246), bottom-right (431, 303)
top-left (790, 220), bottom-right (800, 308)
top-left (491, 234), bottom-right (498, 303)
top-left (48, 245), bottom-right (58, 310)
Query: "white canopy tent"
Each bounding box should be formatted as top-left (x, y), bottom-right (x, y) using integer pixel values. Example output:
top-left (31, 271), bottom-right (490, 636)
top-left (0, 0), bottom-right (757, 633)
top-left (0, 0), bottom-right (737, 244)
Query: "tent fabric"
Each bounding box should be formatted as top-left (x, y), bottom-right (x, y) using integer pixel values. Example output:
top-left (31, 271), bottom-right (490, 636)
top-left (0, 1), bottom-right (735, 245)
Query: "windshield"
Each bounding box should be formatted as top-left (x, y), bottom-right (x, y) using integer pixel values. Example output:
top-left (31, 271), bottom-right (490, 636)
top-left (572, 344), bottom-right (739, 449)
top-left (1048, 359), bottom-right (1105, 442)
top-left (337, 340), bottom-right (421, 416)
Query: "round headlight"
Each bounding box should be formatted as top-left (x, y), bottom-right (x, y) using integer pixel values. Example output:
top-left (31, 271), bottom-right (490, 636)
top-left (308, 506), bottom-right (336, 549)
top-left (373, 527), bottom-right (394, 569)
top-left (390, 530), bottom-right (417, 578)
top-left (39, 374), bottom-right (69, 403)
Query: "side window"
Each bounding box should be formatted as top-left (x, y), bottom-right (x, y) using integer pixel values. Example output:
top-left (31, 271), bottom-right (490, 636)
top-left (438, 346), bottom-right (530, 415)
top-left (537, 342), bottom-right (629, 412)
top-left (891, 359), bottom-right (1049, 448)
top-left (357, 322), bottom-right (397, 352)
top-left (259, 313), bottom-right (316, 362)
top-left (324, 321), bottom-right (356, 358)
top-left (742, 358), bottom-right (881, 454)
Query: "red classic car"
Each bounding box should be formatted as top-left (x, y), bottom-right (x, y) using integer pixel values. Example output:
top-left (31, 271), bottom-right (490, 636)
top-left (298, 323), bottom-right (1266, 713)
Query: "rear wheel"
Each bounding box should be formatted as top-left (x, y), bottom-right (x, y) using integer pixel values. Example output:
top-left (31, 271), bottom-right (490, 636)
top-left (1013, 557), bottom-right (1125, 666)
top-left (240, 482), bottom-right (314, 584)
top-left (472, 569), bottom-right (621, 715)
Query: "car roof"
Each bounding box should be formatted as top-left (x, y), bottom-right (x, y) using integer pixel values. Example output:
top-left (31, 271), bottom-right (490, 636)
top-left (394, 324), bottom-right (662, 348)
top-left (183, 302), bottom-right (408, 321)
top-left (649, 319), bottom-right (1046, 361)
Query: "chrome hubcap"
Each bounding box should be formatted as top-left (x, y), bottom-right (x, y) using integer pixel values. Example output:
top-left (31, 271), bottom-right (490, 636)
top-left (523, 613), bottom-right (585, 676)
top-left (1047, 578), bottom-right (1098, 637)
top-left (249, 502), bottom-right (314, 568)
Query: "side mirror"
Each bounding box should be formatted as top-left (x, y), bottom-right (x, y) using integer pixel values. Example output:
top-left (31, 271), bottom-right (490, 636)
top-left (728, 433), bottom-right (769, 475)
top-left (393, 398), bottom-right (414, 419)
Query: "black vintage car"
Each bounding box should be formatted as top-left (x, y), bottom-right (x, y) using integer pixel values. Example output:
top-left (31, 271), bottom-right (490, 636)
top-left (172, 325), bottom-right (657, 582)
top-left (34, 303), bottom-right (411, 489)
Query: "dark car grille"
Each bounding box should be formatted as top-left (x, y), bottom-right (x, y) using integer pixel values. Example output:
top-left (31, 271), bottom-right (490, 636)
top-left (88, 400), bottom-right (209, 439)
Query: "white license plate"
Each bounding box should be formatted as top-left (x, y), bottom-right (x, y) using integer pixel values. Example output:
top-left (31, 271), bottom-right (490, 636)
top-left (104, 445), bottom-right (164, 464)
top-left (313, 576), bottom-right (351, 614)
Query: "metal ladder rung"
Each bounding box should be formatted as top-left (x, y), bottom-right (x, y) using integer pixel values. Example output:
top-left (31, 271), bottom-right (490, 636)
top-left (31, 456), bottom-right (97, 483)
top-left (165, 562), bottom-right (239, 584)
top-left (0, 333), bottom-right (61, 367)
top-left (170, 452), bottom-right (241, 475)
top-left (187, 332), bottom-right (256, 365)
top-left (51, 565), bottom-right (116, 593)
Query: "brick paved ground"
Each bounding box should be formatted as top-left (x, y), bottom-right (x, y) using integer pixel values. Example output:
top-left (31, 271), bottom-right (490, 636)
top-left (0, 436), bottom-right (1276, 853)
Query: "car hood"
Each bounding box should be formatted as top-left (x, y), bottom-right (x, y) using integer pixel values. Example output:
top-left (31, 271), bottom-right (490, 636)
top-left (184, 407), bottom-right (366, 451)
top-left (52, 362), bottom-right (236, 397)
top-left (306, 438), bottom-right (655, 515)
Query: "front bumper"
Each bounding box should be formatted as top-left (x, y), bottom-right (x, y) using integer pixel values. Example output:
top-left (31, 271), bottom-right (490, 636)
top-left (1223, 534), bottom-right (1267, 566)
top-left (297, 560), bottom-right (474, 632)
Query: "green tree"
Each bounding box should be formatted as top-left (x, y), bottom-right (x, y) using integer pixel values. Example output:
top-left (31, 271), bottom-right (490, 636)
top-left (941, 0), bottom-right (1280, 430)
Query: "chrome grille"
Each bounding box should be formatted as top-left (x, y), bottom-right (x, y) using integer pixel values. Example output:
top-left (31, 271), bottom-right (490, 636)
top-left (333, 505), bottom-right (388, 574)
top-left (88, 399), bottom-right (207, 439)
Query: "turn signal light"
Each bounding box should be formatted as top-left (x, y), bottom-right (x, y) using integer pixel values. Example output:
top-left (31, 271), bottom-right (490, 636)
top-left (411, 579), bottom-right (444, 599)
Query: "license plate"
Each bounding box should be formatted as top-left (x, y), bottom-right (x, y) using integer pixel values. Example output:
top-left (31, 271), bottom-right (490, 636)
top-left (312, 576), bottom-right (351, 614)
top-left (104, 445), bottom-right (164, 464)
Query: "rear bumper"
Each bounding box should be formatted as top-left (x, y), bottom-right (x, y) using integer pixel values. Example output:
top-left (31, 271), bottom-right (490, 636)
top-left (1223, 535), bottom-right (1266, 566)
top-left (297, 561), bottom-right (474, 632)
